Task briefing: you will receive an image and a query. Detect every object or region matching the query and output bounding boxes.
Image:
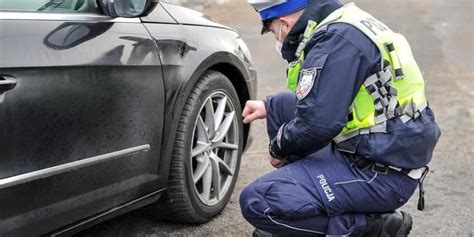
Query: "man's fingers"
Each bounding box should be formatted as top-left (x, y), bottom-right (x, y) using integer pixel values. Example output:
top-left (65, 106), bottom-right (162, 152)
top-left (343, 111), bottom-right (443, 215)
top-left (242, 101), bottom-right (256, 123)
top-left (269, 157), bottom-right (284, 169)
top-left (242, 100), bottom-right (266, 124)
top-left (243, 113), bottom-right (258, 124)
top-left (242, 105), bottom-right (253, 118)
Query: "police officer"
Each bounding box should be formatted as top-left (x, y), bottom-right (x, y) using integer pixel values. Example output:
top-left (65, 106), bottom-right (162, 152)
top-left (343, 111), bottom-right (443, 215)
top-left (240, 0), bottom-right (441, 236)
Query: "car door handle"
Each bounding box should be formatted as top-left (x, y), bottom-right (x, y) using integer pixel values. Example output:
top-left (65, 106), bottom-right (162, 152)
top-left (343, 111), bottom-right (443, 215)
top-left (0, 76), bottom-right (17, 92)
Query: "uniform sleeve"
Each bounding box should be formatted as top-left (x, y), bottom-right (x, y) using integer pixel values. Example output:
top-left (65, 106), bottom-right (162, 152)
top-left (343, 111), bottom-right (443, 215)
top-left (273, 29), bottom-right (376, 158)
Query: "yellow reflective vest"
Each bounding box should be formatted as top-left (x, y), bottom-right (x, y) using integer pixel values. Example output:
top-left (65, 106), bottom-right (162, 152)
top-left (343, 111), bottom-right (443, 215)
top-left (286, 3), bottom-right (428, 142)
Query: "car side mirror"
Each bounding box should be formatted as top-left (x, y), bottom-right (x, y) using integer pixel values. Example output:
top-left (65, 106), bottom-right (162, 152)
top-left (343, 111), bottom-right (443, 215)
top-left (99, 0), bottom-right (158, 18)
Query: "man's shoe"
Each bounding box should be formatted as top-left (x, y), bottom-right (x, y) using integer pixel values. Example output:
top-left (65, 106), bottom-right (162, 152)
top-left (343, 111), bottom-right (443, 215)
top-left (362, 210), bottom-right (413, 237)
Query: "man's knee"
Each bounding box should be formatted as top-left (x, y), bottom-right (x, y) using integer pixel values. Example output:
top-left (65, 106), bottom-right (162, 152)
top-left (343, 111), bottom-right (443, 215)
top-left (239, 182), bottom-right (270, 222)
top-left (240, 179), bottom-right (328, 236)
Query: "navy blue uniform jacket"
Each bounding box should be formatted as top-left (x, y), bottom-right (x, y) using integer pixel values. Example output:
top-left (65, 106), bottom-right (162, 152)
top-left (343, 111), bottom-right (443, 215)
top-left (267, 0), bottom-right (441, 169)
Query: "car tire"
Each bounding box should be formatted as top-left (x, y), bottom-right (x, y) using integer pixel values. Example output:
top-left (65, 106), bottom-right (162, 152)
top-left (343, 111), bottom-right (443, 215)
top-left (152, 70), bottom-right (244, 223)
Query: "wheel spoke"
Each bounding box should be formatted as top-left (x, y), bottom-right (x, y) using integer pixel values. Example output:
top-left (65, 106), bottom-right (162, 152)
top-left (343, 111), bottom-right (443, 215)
top-left (204, 98), bottom-right (216, 139)
top-left (196, 116), bottom-right (209, 143)
top-left (213, 96), bottom-right (227, 131)
top-left (211, 152), bottom-right (233, 176)
top-left (209, 154), bottom-right (221, 201)
top-left (213, 141), bottom-right (238, 151)
top-left (212, 111), bottom-right (235, 143)
top-left (201, 163), bottom-right (213, 202)
top-left (193, 154), bottom-right (210, 184)
top-left (192, 142), bottom-right (209, 157)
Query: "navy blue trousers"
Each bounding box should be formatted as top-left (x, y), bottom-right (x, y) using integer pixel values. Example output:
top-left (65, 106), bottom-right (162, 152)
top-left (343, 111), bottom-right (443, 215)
top-left (240, 92), bottom-right (419, 236)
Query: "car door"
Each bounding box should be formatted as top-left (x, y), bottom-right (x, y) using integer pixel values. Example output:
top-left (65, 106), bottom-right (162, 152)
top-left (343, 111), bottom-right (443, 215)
top-left (0, 1), bottom-right (165, 235)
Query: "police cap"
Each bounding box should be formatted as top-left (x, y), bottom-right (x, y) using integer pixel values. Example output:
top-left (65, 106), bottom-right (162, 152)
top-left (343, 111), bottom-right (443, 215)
top-left (248, 0), bottom-right (309, 34)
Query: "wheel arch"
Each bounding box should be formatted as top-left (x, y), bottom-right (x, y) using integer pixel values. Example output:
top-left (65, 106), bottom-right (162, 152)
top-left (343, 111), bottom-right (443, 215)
top-left (159, 51), bottom-right (254, 186)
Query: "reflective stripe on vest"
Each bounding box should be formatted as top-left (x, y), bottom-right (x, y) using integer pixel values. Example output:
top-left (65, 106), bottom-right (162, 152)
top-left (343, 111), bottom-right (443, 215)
top-left (285, 3), bottom-right (428, 143)
top-left (287, 20), bottom-right (318, 92)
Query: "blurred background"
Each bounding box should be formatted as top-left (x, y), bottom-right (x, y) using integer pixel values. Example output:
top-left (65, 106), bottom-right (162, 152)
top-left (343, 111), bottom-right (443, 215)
top-left (78, 0), bottom-right (473, 236)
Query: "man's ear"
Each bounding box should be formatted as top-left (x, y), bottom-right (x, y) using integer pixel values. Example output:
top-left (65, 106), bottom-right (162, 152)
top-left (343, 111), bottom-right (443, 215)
top-left (278, 16), bottom-right (292, 32)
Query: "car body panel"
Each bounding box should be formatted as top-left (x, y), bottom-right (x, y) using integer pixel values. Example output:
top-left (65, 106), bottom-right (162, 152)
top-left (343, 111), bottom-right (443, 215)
top-left (140, 2), bottom-right (177, 24)
top-left (143, 21), bottom-right (256, 181)
top-left (157, 3), bottom-right (233, 31)
top-left (0, 15), bottom-right (165, 235)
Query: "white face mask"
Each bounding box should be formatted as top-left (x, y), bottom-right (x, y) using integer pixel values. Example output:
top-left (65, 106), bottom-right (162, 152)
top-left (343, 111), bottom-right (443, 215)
top-left (275, 22), bottom-right (284, 56)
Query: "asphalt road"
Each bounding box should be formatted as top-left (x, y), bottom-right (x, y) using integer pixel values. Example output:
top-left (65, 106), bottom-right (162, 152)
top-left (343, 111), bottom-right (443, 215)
top-left (78, 0), bottom-right (473, 236)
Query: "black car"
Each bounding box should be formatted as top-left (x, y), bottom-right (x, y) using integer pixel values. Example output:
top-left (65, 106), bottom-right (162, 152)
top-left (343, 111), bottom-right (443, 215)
top-left (0, 0), bottom-right (256, 235)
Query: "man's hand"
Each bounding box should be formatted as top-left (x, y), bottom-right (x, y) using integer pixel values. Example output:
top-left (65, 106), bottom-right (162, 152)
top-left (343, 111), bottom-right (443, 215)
top-left (242, 100), bottom-right (267, 124)
top-left (268, 154), bottom-right (285, 169)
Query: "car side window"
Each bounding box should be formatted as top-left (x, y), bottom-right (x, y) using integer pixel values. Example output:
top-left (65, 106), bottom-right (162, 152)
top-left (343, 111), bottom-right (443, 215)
top-left (0, 0), bottom-right (102, 14)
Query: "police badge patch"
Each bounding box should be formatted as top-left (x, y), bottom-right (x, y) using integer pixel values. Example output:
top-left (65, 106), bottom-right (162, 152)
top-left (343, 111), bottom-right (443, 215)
top-left (296, 68), bottom-right (317, 100)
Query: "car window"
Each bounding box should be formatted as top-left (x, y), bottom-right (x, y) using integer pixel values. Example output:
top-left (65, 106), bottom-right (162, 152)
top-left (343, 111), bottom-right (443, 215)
top-left (0, 0), bottom-right (102, 14)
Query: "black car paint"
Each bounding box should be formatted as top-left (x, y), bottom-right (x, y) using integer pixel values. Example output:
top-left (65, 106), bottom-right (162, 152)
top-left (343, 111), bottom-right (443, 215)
top-left (0, 2), bottom-right (256, 236)
top-left (153, 3), bottom-right (233, 30)
top-left (0, 19), bottom-right (165, 235)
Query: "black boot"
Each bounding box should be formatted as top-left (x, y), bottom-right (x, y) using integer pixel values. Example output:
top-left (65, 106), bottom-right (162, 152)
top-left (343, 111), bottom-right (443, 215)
top-left (357, 211), bottom-right (413, 237)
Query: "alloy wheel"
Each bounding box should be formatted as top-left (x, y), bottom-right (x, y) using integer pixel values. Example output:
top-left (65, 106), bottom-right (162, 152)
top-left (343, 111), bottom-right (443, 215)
top-left (190, 91), bottom-right (239, 206)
